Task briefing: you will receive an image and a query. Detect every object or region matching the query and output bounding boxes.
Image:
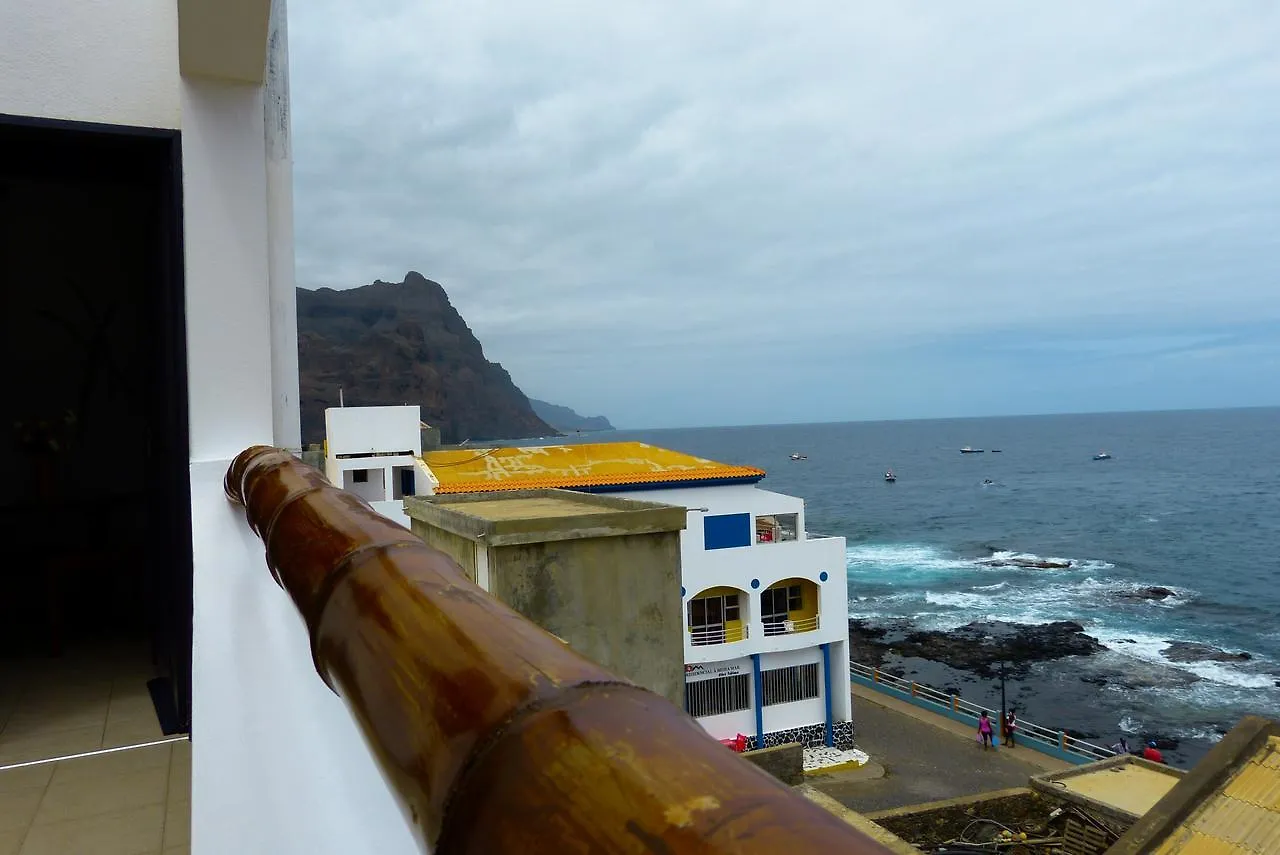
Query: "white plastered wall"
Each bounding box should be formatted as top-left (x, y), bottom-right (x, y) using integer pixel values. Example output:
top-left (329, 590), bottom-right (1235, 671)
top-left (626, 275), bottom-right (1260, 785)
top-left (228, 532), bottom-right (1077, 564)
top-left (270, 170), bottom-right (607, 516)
top-left (0, 0), bottom-right (181, 128)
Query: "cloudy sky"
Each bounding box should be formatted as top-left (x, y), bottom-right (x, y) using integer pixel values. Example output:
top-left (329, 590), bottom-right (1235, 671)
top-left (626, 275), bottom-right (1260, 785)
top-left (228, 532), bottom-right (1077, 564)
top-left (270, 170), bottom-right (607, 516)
top-left (289, 1), bottom-right (1280, 429)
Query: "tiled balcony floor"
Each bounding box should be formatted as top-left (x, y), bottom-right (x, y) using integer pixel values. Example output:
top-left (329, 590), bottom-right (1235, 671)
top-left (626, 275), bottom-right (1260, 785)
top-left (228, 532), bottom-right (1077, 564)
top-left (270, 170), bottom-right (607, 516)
top-left (0, 640), bottom-right (165, 766)
top-left (0, 641), bottom-right (188, 854)
top-left (0, 740), bottom-right (189, 855)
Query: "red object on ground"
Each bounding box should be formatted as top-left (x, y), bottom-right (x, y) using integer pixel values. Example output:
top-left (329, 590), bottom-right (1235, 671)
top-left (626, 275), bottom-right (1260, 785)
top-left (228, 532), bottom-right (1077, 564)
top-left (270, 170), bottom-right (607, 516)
top-left (1142, 746), bottom-right (1165, 764)
top-left (720, 734), bottom-right (748, 753)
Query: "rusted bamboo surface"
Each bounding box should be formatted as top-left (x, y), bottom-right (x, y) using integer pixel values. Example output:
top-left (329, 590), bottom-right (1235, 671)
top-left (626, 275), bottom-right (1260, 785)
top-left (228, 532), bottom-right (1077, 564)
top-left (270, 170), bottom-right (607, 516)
top-left (225, 445), bottom-right (894, 854)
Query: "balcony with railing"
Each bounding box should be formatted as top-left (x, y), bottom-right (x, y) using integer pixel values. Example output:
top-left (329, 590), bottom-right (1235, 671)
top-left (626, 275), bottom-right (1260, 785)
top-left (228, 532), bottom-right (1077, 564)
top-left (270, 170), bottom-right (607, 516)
top-left (763, 614), bottom-right (821, 636)
top-left (689, 623), bottom-right (750, 646)
top-left (223, 446), bottom-right (897, 855)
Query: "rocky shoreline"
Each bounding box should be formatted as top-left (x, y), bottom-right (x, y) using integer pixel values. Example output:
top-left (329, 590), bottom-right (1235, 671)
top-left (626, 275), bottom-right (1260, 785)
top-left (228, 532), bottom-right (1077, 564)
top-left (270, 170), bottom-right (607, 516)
top-left (848, 618), bottom-right (1106, 678)
top-left (847, 616), bottom-right (1265, 765)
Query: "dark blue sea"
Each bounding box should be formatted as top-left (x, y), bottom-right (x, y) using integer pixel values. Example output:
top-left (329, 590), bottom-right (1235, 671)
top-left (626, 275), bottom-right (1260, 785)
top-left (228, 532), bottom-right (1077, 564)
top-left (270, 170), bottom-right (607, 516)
top-left (570, 407), bottom-right (1280, 765)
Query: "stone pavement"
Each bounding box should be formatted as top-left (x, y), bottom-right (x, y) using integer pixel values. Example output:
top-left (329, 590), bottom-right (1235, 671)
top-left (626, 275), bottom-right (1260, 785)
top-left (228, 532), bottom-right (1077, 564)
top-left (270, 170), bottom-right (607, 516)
top-left (807, 685), bottom-right (1070, 814)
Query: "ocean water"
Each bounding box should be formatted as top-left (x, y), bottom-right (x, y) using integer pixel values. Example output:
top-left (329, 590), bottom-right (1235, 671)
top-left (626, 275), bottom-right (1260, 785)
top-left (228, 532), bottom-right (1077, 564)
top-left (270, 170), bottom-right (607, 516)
top-left (583, 407), bottom-right (1280, 765)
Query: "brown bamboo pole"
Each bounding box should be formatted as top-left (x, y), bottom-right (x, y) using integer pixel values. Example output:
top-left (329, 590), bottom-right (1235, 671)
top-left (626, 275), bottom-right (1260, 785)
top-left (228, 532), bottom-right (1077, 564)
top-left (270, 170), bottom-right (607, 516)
top-left (225, 445), bottom-right (894, 855)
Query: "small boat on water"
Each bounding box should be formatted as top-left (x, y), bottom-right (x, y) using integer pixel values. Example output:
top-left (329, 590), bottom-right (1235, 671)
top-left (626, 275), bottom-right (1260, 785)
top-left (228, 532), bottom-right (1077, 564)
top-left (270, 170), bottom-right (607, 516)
top-left (960, 447), bottom-right (984, 454)
top-left (790, 453), bottom-right (807, 461)
top-left (991, 449), bottom-right (1003, 453)
top-left (884, 470), bottom-right (896, 483)
top-left (1093, 452), bottom-right (1112, 461)
top-left (983, 479), bottom-right (994, 485)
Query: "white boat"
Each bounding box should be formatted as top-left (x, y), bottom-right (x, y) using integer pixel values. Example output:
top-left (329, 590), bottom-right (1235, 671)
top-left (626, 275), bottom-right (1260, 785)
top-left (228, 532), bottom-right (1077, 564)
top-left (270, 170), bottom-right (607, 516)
top-left (884, 470), bottom-right (896, 483)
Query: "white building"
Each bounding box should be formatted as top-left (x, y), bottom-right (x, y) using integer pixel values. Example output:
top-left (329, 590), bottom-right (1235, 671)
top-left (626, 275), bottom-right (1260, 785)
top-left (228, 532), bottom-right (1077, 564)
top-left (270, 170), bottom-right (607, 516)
top-left (323, 405), bottom-right (436, 526)
top-left (413, 440), bottom-right (855, 751)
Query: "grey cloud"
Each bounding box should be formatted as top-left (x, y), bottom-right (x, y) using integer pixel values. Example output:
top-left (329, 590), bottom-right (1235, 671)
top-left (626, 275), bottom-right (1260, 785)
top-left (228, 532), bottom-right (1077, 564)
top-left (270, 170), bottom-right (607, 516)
top-left (289, 1), bottom-right (1280, 427)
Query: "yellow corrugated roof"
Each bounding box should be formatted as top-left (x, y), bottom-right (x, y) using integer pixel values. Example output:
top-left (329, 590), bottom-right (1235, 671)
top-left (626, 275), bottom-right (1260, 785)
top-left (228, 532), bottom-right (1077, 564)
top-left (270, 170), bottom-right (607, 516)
top-left (1153, 737), bottom-right (1280, 854)
top-left (423, 442), bottom-right (765, 495)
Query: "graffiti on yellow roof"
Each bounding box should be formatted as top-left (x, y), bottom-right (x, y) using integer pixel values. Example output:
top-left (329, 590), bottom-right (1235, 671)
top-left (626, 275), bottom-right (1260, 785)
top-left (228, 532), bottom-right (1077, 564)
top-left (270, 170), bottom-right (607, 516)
top-left (423, 442), bottom-right (765, 494)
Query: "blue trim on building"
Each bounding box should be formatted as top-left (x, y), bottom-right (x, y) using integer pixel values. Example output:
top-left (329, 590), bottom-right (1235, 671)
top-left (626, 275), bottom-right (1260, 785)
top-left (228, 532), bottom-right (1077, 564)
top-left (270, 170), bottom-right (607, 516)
top-left (571, 475), bottom-right (765, 494)
top-left (751, 653), bottom-right (765, 748)
top-left (821, 643), bottom-right (834, 748)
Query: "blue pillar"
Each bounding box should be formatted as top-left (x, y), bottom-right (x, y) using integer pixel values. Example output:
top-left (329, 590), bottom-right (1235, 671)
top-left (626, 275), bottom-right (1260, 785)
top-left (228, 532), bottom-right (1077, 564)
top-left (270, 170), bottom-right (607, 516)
top-left (751, 653), bottom-right (764, 749)
top-left (821, 642), bottom-right (834, 747)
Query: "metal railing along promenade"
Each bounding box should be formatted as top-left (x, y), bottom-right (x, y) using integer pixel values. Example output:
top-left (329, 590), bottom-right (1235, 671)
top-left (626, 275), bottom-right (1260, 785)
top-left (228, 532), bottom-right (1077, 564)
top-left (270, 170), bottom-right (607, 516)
top-left (849, 661), bottom-right (1114, 765)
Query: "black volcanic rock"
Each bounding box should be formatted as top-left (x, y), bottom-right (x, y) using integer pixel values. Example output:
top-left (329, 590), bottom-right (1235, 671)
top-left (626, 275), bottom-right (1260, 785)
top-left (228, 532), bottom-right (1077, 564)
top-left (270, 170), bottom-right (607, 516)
top-left (1161, 642), bottom-right (1251, 663)
top-left (848, 618), bottom-right (1105, 678)
top-left (1117, 586), bottom-right (1178, 602)
top-left (296, 273), bottom-right (557, 445)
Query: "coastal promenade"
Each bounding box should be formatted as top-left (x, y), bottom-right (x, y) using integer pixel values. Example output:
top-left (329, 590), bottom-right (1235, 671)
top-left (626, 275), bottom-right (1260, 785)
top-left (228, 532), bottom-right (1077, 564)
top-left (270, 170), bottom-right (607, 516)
top-left (808, 686), bottom-right (1069, 813)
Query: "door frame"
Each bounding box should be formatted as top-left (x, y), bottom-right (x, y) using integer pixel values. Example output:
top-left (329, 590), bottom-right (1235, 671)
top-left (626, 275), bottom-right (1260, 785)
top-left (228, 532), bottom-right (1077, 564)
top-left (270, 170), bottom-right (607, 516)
top-left (0, 112), bottom-right (193, 731)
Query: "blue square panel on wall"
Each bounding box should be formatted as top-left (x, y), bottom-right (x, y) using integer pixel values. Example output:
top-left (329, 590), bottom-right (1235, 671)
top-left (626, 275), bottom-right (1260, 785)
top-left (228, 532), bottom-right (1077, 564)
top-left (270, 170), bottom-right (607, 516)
top-left (703, 513), bottom-right (751, 550)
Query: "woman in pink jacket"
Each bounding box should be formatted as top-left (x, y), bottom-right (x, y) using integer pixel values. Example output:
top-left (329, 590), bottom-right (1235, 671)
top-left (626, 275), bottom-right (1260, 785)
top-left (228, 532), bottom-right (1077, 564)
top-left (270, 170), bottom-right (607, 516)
top-left (978, 711), bottom-right (994, 750)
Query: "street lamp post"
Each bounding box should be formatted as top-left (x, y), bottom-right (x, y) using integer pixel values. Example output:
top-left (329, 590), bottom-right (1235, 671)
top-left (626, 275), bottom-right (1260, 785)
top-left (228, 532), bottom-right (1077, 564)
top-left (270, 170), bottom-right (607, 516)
top-left (999, 658), bottom-right (1007, 745)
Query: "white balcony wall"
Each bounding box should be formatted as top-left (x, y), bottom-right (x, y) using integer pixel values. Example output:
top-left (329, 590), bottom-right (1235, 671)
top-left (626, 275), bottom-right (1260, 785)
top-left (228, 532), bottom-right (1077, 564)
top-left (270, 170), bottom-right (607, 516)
top-left (191, 463), bottom-right (418, 855)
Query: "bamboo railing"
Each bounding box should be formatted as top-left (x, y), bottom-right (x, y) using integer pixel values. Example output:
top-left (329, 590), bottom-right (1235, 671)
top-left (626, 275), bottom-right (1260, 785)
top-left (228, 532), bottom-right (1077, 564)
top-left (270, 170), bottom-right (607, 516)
top-left (225, 446), bottom-right (894, 854)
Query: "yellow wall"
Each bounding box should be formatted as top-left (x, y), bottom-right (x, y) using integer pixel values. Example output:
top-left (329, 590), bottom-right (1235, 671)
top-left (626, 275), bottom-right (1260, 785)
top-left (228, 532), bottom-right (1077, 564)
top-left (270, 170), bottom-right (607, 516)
top-left (764, 577), bottom-right (818, 622)
top-left (687, 586), bottom-right (748, 637)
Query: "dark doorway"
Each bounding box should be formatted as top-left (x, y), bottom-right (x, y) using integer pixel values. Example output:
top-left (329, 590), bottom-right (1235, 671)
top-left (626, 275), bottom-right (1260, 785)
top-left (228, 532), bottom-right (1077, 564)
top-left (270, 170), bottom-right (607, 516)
top-left (0, 115), bottom-right (191, 760)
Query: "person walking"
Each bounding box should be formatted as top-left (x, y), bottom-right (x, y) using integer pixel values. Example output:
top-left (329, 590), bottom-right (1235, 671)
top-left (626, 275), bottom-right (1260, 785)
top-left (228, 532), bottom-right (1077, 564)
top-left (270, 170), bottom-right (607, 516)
top-left (978, 711), bottom-right (994, 750)
top-left (1003, 709), bottom-right (1018, 747)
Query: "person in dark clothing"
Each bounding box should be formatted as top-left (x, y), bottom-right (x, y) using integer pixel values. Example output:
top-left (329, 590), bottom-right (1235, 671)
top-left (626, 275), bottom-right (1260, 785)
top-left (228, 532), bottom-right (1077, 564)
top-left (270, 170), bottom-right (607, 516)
top-left (1002, 710), bottom-right (1017, 747)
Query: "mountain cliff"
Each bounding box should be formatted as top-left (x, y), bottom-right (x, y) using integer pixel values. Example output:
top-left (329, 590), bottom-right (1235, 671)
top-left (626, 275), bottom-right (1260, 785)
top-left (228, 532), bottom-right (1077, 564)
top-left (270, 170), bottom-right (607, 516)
top-left (530, 400), bottom-right (615, 433)
top-left (296, 272), bottom-right (557, 445)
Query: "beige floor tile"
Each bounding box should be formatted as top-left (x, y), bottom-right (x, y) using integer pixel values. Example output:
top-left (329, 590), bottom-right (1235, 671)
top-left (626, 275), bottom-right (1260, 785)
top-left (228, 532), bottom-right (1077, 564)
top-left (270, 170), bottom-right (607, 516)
top-left (34, 763), bottom-right (168, 824)
top-left (102, 717), bottom-right (163, 750)
top-left (0, 726), bottom-right (104, 767)
top-left (1, 703), bottom-right (110, 740)
top-left (166, 756), bottom-right (189, 806)
top-left (18, 802), bottom-right (164, 855)
top-left (48, 745), bottom-right (172, 786)
top-left (0, 764), bottom-right (54, 796)
top-left (106, 693), bottom-right (159, 725)
top-left (0, 788), bottom-right (44, 834)
top-left (161, 800), bottom-right (188, 849)
top-left (0, 827), bottom-right (28, 855)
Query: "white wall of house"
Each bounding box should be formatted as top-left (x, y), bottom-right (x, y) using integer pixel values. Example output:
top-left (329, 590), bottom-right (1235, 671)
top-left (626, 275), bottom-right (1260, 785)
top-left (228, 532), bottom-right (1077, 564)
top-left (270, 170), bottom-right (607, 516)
top-left (326, 406), bottom-right (422, 458)
top-left (0, 0), bottom-right (181, 128)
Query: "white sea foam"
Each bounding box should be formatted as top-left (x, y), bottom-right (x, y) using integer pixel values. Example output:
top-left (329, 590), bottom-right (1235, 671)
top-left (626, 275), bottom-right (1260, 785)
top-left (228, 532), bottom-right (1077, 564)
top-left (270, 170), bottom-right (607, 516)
top-left (845, 544), bottom-right (973, 573)
top-left (1094, 629), bottom-right (1277, 690)
top-left (988, 550), bottom-right (1116, 572)
top-left (846, 543), bottom-right (1116, 579)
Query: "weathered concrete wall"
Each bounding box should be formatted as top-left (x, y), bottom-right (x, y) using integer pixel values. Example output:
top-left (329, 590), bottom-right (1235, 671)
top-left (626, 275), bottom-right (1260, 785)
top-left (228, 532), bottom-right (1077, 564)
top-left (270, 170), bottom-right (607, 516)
top-left (490, 532), bottom-right (684, 707)
top-left (409, 520), bottom-right (477, 583)
top-left (742, 743), bottom-right (804, 786)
